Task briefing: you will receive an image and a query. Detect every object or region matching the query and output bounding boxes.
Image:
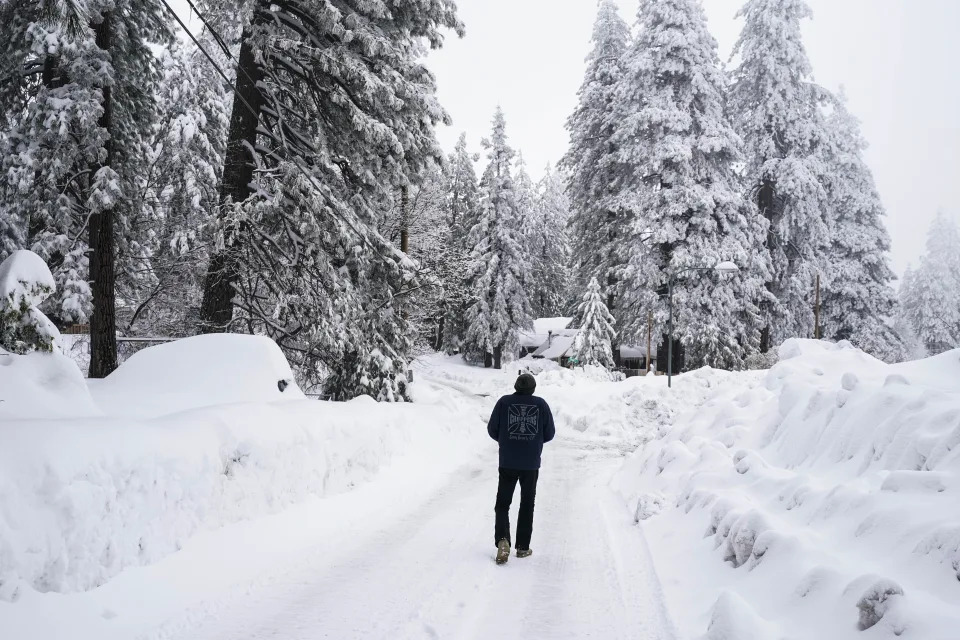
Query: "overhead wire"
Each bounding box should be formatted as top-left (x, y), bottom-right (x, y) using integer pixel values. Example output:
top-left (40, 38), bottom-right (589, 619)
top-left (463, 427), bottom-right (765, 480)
top-left (156, 0), bottom-right (389, 256)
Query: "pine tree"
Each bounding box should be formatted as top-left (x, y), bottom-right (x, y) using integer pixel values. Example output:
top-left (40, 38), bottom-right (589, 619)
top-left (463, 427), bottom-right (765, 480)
top-left (441, 133), bottom-right (480, 353)
top-left (0, 0), bottom-right (171, 376)
top-left (729, 0), bottom-right (830, 352)
top-left (561, 0), bottom-right (632, 345)
top-left (613, 0), bottom-right (771, 371)
top-left (819, 93), bottom-right (903, 361)
top-left (899, 213), bottom-right (960, 355)
top-left (192, 0), bottom-right (462, 399)
top-left (572, 277), bottom-right (616, 368)
top-left (119, 38), bottom-right (229, 337)
top-left (464, 108), bottom-right (534, 369)
top-left (530, 165), bottom-right (572, 317)
top-left (0, 250), bottom-right (60, 354)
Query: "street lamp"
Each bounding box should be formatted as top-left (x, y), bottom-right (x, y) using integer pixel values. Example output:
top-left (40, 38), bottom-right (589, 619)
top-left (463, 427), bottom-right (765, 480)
top-left (665, 261), bottom-right (740, 388)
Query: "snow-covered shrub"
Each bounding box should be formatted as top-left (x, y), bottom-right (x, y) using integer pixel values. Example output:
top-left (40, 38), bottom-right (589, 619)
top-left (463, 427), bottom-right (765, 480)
top-left (856, 579), bottom-right (904, 631)
top-left (0, 250), bottom-right (60, 354)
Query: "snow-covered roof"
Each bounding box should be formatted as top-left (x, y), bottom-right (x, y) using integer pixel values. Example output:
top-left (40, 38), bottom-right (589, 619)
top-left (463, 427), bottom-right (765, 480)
top-left (533, 334), bottom-right (578, 360)
top-left (620, 345), bottom-right (649, 359)
top-left (518, 317), bottom-right (574, 348)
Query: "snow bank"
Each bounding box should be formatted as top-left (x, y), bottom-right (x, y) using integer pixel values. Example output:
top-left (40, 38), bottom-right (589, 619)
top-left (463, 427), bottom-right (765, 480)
top-left (614, 340), bottom-right (960, 639)
top-left (0, 350), bottom-right (100, 420)
top-left (91, 334), bottom-right (305, 418)
top-left (0, 338), bottom-right (478, 601)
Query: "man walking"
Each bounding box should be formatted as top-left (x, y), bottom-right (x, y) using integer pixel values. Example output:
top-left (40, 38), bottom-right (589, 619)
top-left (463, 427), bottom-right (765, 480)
top-left (487, 373), bottom-right (556, 565)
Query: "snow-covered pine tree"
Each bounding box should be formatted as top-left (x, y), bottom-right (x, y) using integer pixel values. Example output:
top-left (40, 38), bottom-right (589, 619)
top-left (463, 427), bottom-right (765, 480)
top-left (892, 278), bottom-right (927, 361)
top-left (561, 0), bottom-right (632, 346)
top-left (0, 250), bottom-right (60, 354)
top-left (571, 277), bottom-right (616, 368)
top-left (464, 108), bottom-right (534, 369)
top-left (899, 213), bottom-right (960, 355)
top-left (818, 93), bottom-right (903, 361)
top-left (441, 133), bottom-right (480, 353)
top-left (729, 0), bottom-right (830, 352)
top-left (613, 0), bottom-right (770, 371)
top-left (530, 165), bottom-right (572, 317)
top-left (0, 0), bottom-right (171, 375)
top-left (120, 38), bottom-right (229, 337)
top-left (379, 167), bottom-right (456, 350)
top-left (194, 0), bottom-right (462, 399)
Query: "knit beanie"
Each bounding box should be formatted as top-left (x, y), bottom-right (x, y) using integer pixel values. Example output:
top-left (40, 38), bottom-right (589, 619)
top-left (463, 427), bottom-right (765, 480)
top-left (514, 373), bottom-right (537, 395)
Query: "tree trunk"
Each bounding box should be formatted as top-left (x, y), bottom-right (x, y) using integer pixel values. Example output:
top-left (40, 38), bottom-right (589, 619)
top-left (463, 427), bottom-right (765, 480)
top-left (493, 344), bottom-right (503, 370)
top-left (199, 22), bottom-right (264, 332)
top-left (656, 334), bottom-right (684, 376)
top-left (759, 325), bottom-right (771, 354)
top-left (434, 313), bottom-right (445, 352)
top-left (400, 185), bottom-right (410, 254)
top-left (88, 11), bottom-right (118, 378)
top-left (484, 351), bottom-right (493, 368)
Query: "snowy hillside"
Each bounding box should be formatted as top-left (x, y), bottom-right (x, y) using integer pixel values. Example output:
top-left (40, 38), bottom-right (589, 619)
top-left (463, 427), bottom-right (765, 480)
top-left (614, 340), bottom-right (960, 639)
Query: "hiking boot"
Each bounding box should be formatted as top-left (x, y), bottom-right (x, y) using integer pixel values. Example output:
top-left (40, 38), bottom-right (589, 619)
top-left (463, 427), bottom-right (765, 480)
top-left (516, 548), bottom-right (533, 559)
top-left (496, 538), bottom-right (511, 565)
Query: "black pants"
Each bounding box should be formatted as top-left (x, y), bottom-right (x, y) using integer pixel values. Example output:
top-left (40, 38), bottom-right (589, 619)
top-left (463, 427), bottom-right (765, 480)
top-left (494, 468), bottom-right (539, 550)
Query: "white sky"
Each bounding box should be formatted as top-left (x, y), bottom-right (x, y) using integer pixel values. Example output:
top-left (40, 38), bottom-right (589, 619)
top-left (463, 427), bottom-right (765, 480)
top-left (425, 0), bottom-right (960, 277)
top-left (168, 0), bottom-right (959, 276)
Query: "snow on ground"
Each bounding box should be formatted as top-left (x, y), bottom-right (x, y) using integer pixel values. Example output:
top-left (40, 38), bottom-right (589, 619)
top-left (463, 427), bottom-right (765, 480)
top-left (7, 336), bottom-right (955, 640)
top-left (613, 339), bottom-right (960, 640)
top-left (0, 347), bottom-right (688, 640)
top-left (0, 338), bottom-right (481, 607)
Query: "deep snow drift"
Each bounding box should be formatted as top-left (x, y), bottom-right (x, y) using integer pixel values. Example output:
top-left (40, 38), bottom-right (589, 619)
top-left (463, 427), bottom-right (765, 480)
top-left (0, 336), bottom-right (479, 602)
top-left (614, 339), bottom-right (960, 639)
top-left (4, 335), bottom-right (959, 640)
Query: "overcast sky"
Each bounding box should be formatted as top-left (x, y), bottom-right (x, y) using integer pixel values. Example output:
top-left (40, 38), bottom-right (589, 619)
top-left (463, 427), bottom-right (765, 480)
top-left (425, 0), bottom-right (960, 277)
top-left (169, 0), bottom-right (959, 276)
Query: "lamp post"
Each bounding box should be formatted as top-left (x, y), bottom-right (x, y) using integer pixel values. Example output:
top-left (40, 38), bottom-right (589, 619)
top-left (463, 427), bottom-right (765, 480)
top-left (666, 261), bottom-right (739, 388)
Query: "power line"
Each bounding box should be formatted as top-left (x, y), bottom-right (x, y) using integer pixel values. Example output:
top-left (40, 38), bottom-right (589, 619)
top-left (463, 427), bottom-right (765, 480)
top-left (156, 0), bottom-right (386, 256)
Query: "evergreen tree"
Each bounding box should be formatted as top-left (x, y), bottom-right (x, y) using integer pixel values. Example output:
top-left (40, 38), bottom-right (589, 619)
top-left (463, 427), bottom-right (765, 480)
top-left (441, 133), bottom-right (480, 353)
top-left (120, 39), bottom-right (229, 337)
top-left (899, 213), bottom-right (960, 355)
top-left (464, 108), bottom-right (534, 369)
top-left (193, 0), bottom-right (462, 398)
top-left (819, 94), bottom-right (903, 361)
top-left (0, 0), bottom-right (171, 376)
top-left (613, 0), bottom-right (770, 371)
top-left (561, 0), bottom-right (632, 341)
top-left (531, 165), bottom-right (572, 317)
top-left (571, 277), bottom-right (616, 368)
top-left (0, 250), bottom-right (60, 354)
top-left (729, 0), bottom-right (830, 352)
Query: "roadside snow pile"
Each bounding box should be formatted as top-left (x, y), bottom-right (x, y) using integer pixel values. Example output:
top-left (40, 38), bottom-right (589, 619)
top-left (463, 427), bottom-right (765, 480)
top-left (91, 334), bottom-right (305, 418)
top-left (0, 349), bottom-right (100, 420)
top-left (0, 337), bottom-right (478, 601)
top-left (614, 339), bottom-right (960, 640)
top-left (416, 352), bottom-right (758, 447)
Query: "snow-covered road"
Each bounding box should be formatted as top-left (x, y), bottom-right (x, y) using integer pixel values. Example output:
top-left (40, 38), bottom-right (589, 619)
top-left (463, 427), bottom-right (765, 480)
top-left (152, 439), bottom-right (675, 640)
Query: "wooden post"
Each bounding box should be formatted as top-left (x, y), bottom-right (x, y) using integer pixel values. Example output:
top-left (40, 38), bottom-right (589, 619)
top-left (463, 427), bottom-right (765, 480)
top-left (814, 274), bottom-right (821, 340)
top-left (646, 311), bottom-right (652, 373)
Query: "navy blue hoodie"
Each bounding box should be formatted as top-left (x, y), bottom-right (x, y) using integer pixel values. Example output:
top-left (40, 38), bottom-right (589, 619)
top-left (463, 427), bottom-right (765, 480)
top-left (487, 392), bottom-right (556, 470)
